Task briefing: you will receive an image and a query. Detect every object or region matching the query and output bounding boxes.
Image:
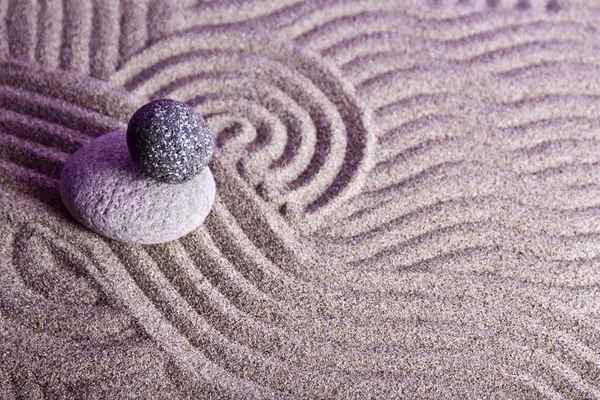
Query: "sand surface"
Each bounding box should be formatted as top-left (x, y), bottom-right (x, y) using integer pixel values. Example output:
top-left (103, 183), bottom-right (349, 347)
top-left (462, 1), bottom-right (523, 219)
top-left (1, 0), bottom-right (600, 398)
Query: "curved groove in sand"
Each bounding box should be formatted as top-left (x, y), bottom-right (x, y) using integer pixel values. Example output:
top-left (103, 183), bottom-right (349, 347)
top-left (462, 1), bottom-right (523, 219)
top-left (1, 1), bottom-right (600, 397)
top-left (154, 72), bottom-right (317, 184)
top-left (357, 63), bottom-right (600, 106)
top-left (327, 161), bottom-right (600, 234)
top-left (323, 27), bottom-right (596, 68)
top-left (324, 195), bottom-right (600, 240)
top-left (113, 30), bottom-right (375, 228)
top-left (118, 0), bottom-right (149, 64)
top-left (374, 92), bottom-right (600, 118)
top-left (0, 134), bottom-right (67, 178)
top-left (2, 0), bottom-right (164, 81)
top-left (0, 108), bottom-right (88, 153)
top-left (292, 6), bottom-right (597, 51)
top-left (327, 218), bottom-right (600, 264)
top-left (341, 40), bottom-right (600, 85)
top-left (372, 94), bottom-right (600, 143)
top-left (370, 137), bottom-right (600, 190)
top-left (3, 194), bottom-right (294, 399)
top-left (132, 200), bottom-right (600, 396)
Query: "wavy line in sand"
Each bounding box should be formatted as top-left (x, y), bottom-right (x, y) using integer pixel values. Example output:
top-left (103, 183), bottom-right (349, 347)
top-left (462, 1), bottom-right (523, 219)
top-left (323, 22), bottom-right (597, 67)
top-left (149, 161), bottom-right (600, 396)
top-left (358, 61), bottom-right (600, 110)
top-left (376, 115), bottom-right (600, 156)
top-left (0, 195), bottom-right (188, 398)
top-left (341, 38), bottom-right (600, 85)
top-left (374, 93), bottom-right (600, 133)
top-left (324, 194), bottom-right (600, 242)
top-left (290, 2), bottom-right (597, 51)
top-left (368, 136), bottom-right (600, 194)
top-left (112, 29), bottom-right (375, 232)
top-left (0, 0), bottom-right (177, 79)
top-left (103, 198), bottom-right (600, 399)
top-left (1, 191), bottom-right (528, 395)
top-left (7, 122), bottom-right (596, 400)
top-left (2, 1), bottom-right (600, 398)
top-left (3, 174), bottom-right (600, 397)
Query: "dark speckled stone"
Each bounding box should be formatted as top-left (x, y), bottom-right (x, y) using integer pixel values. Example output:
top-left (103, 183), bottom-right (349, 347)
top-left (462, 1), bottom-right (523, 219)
top-left (126, 99), bottom-right (214, 184)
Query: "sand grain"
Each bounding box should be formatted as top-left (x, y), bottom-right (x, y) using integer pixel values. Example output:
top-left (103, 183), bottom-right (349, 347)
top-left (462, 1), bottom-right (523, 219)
top-left (1, 0), bottom-right (599, 398)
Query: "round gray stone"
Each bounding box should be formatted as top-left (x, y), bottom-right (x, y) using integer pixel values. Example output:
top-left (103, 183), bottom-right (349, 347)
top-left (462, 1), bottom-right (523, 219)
top-left (59, 130), bottom-right (215, 244)
top-left (126, 99), bottom-right (214, 184)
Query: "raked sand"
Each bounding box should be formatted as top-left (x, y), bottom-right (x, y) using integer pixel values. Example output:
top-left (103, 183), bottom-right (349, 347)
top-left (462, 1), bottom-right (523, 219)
top-left (1, 0), bottom-right (600, 398)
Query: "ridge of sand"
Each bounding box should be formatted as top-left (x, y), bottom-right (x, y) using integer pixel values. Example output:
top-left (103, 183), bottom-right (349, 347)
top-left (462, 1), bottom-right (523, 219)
top-left (1, 1), bottom-right (600, 398)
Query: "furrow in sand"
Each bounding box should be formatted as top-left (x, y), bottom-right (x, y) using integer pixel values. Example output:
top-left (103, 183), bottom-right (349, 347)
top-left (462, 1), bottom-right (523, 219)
top-left (146, 227), bottom-right (513, 386)
top-left (368, 138), bottom-right (600, 193)
top-left (6, 0), bottom-right (37, 62)
top-left (105, 241), bottom-right (294, 397)
top-left (0, 61), bottom-right (136, 121)
top-left (38, 230), bottom-right (286, 400)
top-left (92, 202), bottom-right (596, 346)
top-left (2, 1), bottom-right (600, 397)
top-left (36, 0), bottom-right (63, 67)
top-left (374, 93), bottom-right (600, 130)
top-left (144, 239), bottom-right (319, 359)
top-left (239, 0), bottom-right (338, 32)
top-left (4, 184), bottom-right (600, 396)
top-left (375, 114), bottom-right (599, 154)
top-left (324, 195), bottom-right (600, 244)
top-left (340, 220), bottom-right (600, 270)
top-left (332, 195), bottom-right (600, 246)
top-left (182, 225), bottom-right (600, 340)
top-left (322, 23), bottom-right (596, 68)
top-left (527, 162), bottom-right (600, 186)
top-left (377, 114), bottom-right (600, 153)
top-left (156, 0), bottom-right (310, 34)
top-left (342, 39), bottom-right (600, 85)
top-left (0, 221), bottom-right (135, 342)
top-left (118, 0), bottom-right (148, 63)
top-left (0, 318), bottom-right (176, 399)
top-left (105, 239), bottom-right (409, 399)
top-left (194, 210), bottom-right (333, 328)
top-left (0, 160), bottom-right (62, 209)
top-left (99, 206), bottom-right (600, 396)
top-left (3, 0), bottom-right (153, 77)
top-left (208, 161), bottom-right (324, 280)
top-left (89, 0), bottom-right (119, 80)
top-left (328, 161), bottom-right (600, 232)
top-left (0, 133), bottom-right (68, 179)
top-left (342, 220), bottom-right (600, 268)
top-left (0, 86), bottom-right (123, 138)
top-left (113, 33), bottom-right (372, 222)
top-left (60, 0), bottom-right (92, 75)
top-left (330, 246), bottom-right (600, 295)
top-left (291, 5), bottom-right (598, 51)
top-left (0, 108), bottom-right (89, 153)
top-left (358, 62), bottom-right (600, 109)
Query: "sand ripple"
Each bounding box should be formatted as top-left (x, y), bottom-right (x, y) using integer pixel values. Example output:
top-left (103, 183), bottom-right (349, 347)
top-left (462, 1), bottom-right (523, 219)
top-left (1, 1), bottom-right (600, 398)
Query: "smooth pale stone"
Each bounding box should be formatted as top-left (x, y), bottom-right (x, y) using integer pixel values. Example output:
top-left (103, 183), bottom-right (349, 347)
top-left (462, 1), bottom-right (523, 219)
top-left (59, 130), bottom-right (215, 244)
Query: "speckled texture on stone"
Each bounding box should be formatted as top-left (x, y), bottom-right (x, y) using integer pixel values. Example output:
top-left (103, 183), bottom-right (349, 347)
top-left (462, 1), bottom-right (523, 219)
top-left (126, 99), bottom-right (214, 183)
top-left (59, 130), bottom-right (215, 244)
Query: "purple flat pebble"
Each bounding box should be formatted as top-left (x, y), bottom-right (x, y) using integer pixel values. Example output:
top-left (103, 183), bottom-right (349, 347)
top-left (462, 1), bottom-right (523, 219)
top-left (59, 130), bottom-right (215, 244)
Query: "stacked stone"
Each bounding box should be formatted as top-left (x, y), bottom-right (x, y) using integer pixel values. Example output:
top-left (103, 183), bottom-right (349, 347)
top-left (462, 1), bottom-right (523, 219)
top-left (59, 99), bottom-right (216, 244)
